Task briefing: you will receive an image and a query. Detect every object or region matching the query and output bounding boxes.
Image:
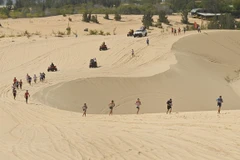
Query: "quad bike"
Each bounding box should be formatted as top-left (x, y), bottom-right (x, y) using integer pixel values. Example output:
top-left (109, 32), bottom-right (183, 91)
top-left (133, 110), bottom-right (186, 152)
top-left (47, 65), bottom-right (57, 72)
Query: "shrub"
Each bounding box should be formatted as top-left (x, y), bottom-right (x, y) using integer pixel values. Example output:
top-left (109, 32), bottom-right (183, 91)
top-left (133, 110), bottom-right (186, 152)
top-left (24, 30), bottom-right (30, 36)
top-left (105, 32), bottom-right (111, 35)
top-left (34, 31), bottom-right (41, 35)
top-left (66, 26), bottom-right (71, 35)
top-left (99, 30), bottom-right (104, 35)
top-left (89, 30), bottom-right (98, 35)
top-left (9, 11), bottom-right (24, 18)
top-left (104, 13), bottom-right (109, 20)
top-left (114, 12), bottom-right (121, 21)
top-left (91, 15), bottom-right (99, 23)
top-left (0, 13), bottom-right (8, 19)
top-left (154, 22), bottom-right (162, 28)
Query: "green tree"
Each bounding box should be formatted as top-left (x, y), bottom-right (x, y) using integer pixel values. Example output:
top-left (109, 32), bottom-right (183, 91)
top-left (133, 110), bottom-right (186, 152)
top-left (6, 0), bottom-right (13, 10)
top-left (233, 0), bottom-right (240, 10)
top-left (166, 0), bottom-right (196, 12)
top-left (114, 12), bottom-right (121, 21)
top-left (158, 11), bottom-right (169, 24)
top-left (142, 11), bottom-right (153, 29)
top-left (208, 14), bottom-right (236, 29)
top-left (91, 15), bottom-right (99, 23)
top-left (201, 0), bottom-right (232, 13)
top-left (181, 9), bottom-right (189, 24)
top-left (0, 0), bottom-right (3, 5)
top-left (82, 11), bottom-right (90, 22)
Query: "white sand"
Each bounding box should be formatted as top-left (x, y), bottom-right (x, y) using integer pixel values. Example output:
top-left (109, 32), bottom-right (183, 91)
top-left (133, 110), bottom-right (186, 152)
top-left (0, 15), bottom-right (240, 160)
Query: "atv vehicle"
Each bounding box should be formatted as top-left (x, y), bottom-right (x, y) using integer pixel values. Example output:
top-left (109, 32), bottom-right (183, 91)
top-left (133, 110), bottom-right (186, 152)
top-left (89, 59), bottom-right (98, 68)
top-left (47, 65), bottom-right (57, 72)
top-left (99, 42), bottom-right (108, 51)
top-left (127, 29), bottom-right (134, 36)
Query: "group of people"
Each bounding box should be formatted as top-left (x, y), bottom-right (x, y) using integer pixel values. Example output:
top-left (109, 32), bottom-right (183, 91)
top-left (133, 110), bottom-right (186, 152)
top-left (26, 73), bottom-right (45, 85)
top-left (12, 77), bottom-right (30, 103)
top-left (12, 72), bottom-right (46, 103)
top-left (172, 27), bottom-right (186, 35)
top-left (81, 96), bottom-right (224, 117)
top-left (12, 77), bottom-right (23, 100)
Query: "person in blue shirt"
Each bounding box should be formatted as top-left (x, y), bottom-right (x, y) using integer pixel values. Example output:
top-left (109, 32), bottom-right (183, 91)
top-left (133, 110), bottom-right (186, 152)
top-left (216, 96), bottom-right (223, 114)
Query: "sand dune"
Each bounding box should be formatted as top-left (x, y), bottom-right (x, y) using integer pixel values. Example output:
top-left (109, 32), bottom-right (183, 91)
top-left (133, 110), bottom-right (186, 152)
top-left (34, 31), bottom-right (240, 114)
top-left (0, 15), bottom-right (240, 160)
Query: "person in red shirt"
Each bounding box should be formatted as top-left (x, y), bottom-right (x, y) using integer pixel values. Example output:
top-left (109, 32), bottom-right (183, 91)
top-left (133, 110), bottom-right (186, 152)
top-left (13, 77), bottom-right (17, 84)
top-left (24, 90), bottom-right (30, 104)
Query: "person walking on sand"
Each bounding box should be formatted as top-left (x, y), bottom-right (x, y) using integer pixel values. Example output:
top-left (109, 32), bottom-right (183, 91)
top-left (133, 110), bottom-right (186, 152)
top-left (19, 79), bottom-right (23, 89)
top-left (13, 88), bottom-right (17, 100)
top-left (135, 98), bottom-right (141, 114)
top-left (82, 103), bottom-right (88, 117)
top-left (33, 74), bottom-right (37, 83)
top-left (197, 25), bottom-right (201, 33)
top-left (174, 29), bottom-right (177, 36)
top-left (166, 98), bottom-right (172, 114)
top-left (146, 38), bottom-right (149, 46)
top-left (28, 76), bottom-right (32, 85)
top-left (183, 27), bottom-right (186, 34)
top-left (132, 49), bottom-right (134, 57)
top-left (24, 90), bottom-right (30, 104)
top-left (109, 100), bottom-right (115, 115)
top-left (26, 74), bottom-right (29, 81)
top-left (178, 27), bottom-right (181, 35)
top-left (216, 96), bottom-right (223, 114)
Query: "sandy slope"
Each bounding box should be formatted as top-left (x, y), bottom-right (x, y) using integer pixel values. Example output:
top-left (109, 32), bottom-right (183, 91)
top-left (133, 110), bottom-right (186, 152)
top-left (35, 31), bottom-right (240, 114)
top-left (0, 15), bottom-right (240, 160)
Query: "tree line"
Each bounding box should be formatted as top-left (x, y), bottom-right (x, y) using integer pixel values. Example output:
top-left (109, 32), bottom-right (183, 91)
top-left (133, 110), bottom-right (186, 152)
top-left (0, 0), bottom-right (239, 30)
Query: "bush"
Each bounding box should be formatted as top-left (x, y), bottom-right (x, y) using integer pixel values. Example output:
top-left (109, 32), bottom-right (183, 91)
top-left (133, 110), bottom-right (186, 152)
top-left (114, 12), bottom-right (121, 21)
top-left (104, 13), bottom-right (109, 19)
top-left (0, 13), bottom-right (8, 19)
top-left (99, 30), bottom-right (104, 35)
top-left (89, 30), bottom-right (98, 35)
top-left (105, 32), bottom-right (111, 35)
top-left (56, 31), bottom-right (65, 37)
top-left (66, 26), bottom-right (71, 35)
top-left (91, 15), bottom-right (99, 23)
top-left (154, 22), bottom-right (162, 28)
top-left (9, 11), bottom-right (24, 18)
top-left (24, 30), bottom-right (30, 36)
